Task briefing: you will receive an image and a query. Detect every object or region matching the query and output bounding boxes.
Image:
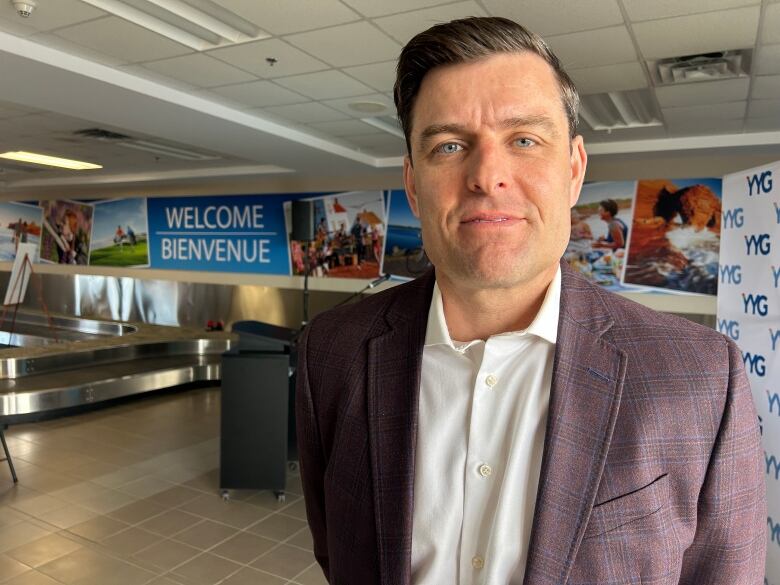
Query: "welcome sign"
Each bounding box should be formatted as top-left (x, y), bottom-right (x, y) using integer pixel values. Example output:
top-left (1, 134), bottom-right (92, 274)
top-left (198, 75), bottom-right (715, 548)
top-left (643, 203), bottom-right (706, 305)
top-left (718, 160), bottom-right (780, 581)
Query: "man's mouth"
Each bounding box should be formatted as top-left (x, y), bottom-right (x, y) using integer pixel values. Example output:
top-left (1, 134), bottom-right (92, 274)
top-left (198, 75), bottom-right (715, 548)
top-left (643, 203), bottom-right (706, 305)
top-left (461, 215), bottom-right (516, 224)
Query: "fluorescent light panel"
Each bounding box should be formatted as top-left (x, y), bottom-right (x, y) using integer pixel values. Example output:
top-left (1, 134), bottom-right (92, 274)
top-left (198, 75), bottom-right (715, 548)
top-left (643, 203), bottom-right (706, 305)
top-left (117, 139), bottom-right (220, 160)
top-left (80, 0), bottom-right (267, 51)
top-left (0, 151), bottom-right (102, 170)
top-left (579, 90), bottom-right (663, 131)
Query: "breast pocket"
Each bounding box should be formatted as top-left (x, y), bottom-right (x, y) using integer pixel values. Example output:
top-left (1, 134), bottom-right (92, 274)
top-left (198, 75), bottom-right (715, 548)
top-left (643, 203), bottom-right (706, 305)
top-left (583, 473), bottom-right (669, 539)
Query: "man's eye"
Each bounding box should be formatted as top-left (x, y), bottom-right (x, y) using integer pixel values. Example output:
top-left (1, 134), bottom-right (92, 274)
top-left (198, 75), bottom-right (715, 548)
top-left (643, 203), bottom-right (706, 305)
top-left (515, 137), bottom-right (535, 148)
top-left (436, 143), bottom-right (463, 154)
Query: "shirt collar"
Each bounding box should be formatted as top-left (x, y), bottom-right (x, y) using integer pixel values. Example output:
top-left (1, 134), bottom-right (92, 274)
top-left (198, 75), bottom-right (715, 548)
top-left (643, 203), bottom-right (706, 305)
top-left (424, 266), bottom-right (561, 348)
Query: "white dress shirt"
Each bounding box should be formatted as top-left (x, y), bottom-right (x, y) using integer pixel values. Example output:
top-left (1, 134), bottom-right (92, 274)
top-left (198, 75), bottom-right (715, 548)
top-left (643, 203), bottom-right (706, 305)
top-left (411, 267), bottom-right (561, 585)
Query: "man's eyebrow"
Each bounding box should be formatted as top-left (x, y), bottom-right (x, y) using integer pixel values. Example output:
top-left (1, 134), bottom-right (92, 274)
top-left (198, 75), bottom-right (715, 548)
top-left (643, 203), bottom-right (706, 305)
top-left (417, 115), bottom-right (560, 146)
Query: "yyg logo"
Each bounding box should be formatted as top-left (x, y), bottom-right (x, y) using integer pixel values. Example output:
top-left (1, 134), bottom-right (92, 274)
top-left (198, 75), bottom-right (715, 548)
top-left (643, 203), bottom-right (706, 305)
top-left (773, 266), bottom-right (780, 289)
top-left (719, 264), bottom-right (742, 285)
top-left (747, 170), bottom-right (773, 195)
top-left (769, 517), bottom-right (780, 546)
top-left (766, 452), bottom-right (780, 479)
top-left (767, 390), bottom-right (780, 414)
top-left (717, 319), bottom-right (740, 340)
top-left (743, 351), bottom-right (766, 376)
top-left (742, 293), bottom-right (769, 316)
top-left (775, 202), bottom-right (780, 224)
top-left (745, 234), bottom-right (771, 255)
top-left (772, 328), bottom-right (780, 351)
top-left (722, 207), bottom-right (744, 229)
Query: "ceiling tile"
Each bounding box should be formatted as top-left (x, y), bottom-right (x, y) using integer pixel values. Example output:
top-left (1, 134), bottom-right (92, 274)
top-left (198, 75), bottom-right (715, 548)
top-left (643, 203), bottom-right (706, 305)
top-left (582, 126), bottom-right (669, 143)
top-left (763, 2), bottom-right (780, 44)
top-left (263, 102), bottom-right (350, 124)
top-left (748, 99), bottom-right (780, 118)
top-left (344, 133), bottom-right (406, 156)
top-left (284, 21), bottom-right (401, 67)
top-left (217, 0), bottom-right (360, 34)
top-left (0, 102), bottom-right (42, 119)
top-left (343, 61), bottom-right (397, 92)
top-left (27, 32), bottom-right (128, 66)
top-left (274, 70), bottom-right (374, 100)
top-left (142, 54), bottom-right (256, 88)
top-left (320, 94), bottom-right (395, 118)
top-left (755, 44), bottom-right (780, 75)
top-left (667, 117), bottom-right (744, 135)
top-left (753, 75), bottom-right (780, 99)
top-left (210, 81), bottom-right (308, 107)
top-left (481, 0), bottom-right (623, 36)
top-left (341, 0), bottom-right (457, 18)
top-left (121, 64), bottom-right (198, 91)
top-left (622, 0), bottom-right (758, 22)
top-left (306, 120), bottom-right (381, 137)
top-left (655, 78), bottom-right (750, 107)
top-left (632, 7), bottom-right (760, 60)
top-left (208, 38), bottom-right (328, 79)
top-left (661, 101), bottom-right (747, 124)
top-left (54, 16), bottom-right (191, 63)
top-left (373, 1), bottom-right (487, 45)
top-left (0, 0), bottom-right (105, 31)
top-left (546, 26), bottom-right (636, 69)
top-left (745, 117), bottom-right (780, 131)
top-left (569, 62), bottom-right (647, 95)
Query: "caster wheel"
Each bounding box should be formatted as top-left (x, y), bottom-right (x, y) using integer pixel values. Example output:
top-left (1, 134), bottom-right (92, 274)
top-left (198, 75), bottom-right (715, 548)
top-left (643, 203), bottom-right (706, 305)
top-left (221, 490), bottom-right (230, 502)
top-left (288, 461), bottom-right (299, 473)
top-left (274, 491), bottom-right (286, 503)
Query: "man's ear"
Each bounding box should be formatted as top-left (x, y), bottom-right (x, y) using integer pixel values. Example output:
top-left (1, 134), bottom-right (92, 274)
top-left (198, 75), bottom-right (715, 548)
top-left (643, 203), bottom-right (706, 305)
top-left (403, 155), bottom-right (421, 218)
top-left (569, 135), bottom-right (588, 208)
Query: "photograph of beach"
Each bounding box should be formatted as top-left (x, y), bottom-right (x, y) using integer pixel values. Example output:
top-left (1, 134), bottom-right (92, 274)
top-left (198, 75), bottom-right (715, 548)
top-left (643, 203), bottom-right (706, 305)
top-left (89, 198), bottom-right (149, 267)
top-left (382, 189), bottom-right (430, 279)
top-left (565, 181), bottom-right (636, 292)
top-left (0, 202), bottom-right (42, 262)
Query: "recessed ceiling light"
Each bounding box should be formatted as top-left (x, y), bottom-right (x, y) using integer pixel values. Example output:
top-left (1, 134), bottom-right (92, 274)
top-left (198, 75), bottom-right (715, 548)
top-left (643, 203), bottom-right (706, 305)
top-left (348, 101), bottom-right (388, 114)
top-left (0, 151), bottom-right (102, 170)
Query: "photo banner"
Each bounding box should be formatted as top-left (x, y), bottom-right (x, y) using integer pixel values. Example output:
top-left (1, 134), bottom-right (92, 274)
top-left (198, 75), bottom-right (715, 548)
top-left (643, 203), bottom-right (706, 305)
top-left (718, 160), bottom-right (780, 581)
top-left (147, 194), bottom-right (293, 274)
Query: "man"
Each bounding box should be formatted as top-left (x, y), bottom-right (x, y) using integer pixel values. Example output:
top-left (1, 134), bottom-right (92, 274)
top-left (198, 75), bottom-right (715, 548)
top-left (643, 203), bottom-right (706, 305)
top-left (593, 198), bottom-right (627, 251)
top-left (296, 17), bottom-right (765, 585)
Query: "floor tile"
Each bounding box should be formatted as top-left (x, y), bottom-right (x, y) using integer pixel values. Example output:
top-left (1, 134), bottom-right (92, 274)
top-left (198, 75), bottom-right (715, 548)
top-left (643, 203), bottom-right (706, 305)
top-left (108, 499), bottom-right (166, 525)
top-left (220, 567), bottom-right (286, 585)
top-left (285, 528), bottom-right (313, 552)
top-left (38, 547), bottom-right (156, 585)
top-left (138, 510), bottom-right (202, 537)
top-left (170, 552), bottom-right (242, 585)
top-left (178, 496), bottom-right (269, 530)
top-left (293, 563), bottom-right (329, 585)
top-left (66, 515), bottom-right (129, 542)
top-left (210, 531), bottom-right (277, 564)
top-left (3, 571), bottom-right (63, 585)
top-left (119, 476), bottom-right (176, 499)
top-left (101, 526), bottom-right (163, 556)
top-left (246, 514), bottom-right (307, 543)
top-left (279, 499), bottom-right (307, 521)
top-left (34, 505), bottom-right (97, 530)
top-left (146, 486), bottom-right (201, 509)
top-left (6, 533), bottom-right (82, 568)
top-left (0, 553), bottom-right (31, 583)
top-left (0, 521), bottom-right (53, 554)
top-left (251, 544), bottom-right (316, 580)
top-left (171, 520), bottom-right (237, 550)
top-left (132, 538), bottom-right (200, 571)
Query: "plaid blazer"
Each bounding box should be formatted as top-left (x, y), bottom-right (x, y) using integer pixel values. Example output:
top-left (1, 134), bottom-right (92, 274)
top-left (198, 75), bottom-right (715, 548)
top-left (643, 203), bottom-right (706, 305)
top-left (296, 261), bottom-right (766, 585)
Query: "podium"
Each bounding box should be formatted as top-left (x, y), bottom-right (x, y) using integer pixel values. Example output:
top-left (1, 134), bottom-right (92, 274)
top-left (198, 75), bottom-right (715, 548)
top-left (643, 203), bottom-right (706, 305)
top-left (219, 321), bottom-right (298, 501)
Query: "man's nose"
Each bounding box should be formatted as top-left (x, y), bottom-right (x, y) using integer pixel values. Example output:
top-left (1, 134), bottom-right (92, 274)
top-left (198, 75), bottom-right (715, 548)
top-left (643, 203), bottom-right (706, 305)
top-left (466, 144), bottom-right (509, 194)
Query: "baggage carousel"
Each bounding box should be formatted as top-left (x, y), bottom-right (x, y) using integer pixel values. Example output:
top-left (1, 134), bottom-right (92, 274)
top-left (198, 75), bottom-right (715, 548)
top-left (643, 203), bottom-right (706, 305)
top-left (0, 310), bottom-right (233, 423)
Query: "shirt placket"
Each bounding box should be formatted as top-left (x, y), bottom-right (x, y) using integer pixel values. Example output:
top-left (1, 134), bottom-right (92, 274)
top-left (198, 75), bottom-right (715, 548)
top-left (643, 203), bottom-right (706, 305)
top-left (459, 339), bottom-right (502, 584)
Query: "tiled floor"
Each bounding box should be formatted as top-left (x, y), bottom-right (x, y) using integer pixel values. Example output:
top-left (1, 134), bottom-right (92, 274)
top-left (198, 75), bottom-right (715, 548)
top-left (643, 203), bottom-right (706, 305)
top-left (0, 387), bottom-right (327, 585)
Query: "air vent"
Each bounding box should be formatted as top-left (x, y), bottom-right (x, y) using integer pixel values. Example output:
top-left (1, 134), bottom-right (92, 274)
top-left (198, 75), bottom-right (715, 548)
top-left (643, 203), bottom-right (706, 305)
top-left (653, 50), bottom-right (750, 85)
top-left (73, 128), bottom-right (221, 161)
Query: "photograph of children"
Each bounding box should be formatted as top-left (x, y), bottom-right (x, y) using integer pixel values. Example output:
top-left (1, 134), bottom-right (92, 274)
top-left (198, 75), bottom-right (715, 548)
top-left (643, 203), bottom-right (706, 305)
top-left (564, 181), bottom-right (636, 291)
top-left (288, 190), bottom-right (386, 279)
top-left (89, 198), bottom-right (149, 267)
top-left (39, 200), bottom-right (93, 265)
top-left (382, 189), bottom-right (431, 279)
top-left (623, 178), bottom-right (722, 295)
top-left (0, 202), bottom-right (42, 262)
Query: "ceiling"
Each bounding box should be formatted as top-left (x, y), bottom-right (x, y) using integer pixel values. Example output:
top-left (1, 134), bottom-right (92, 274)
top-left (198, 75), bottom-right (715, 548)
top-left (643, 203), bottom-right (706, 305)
top-left (0, 0), bottom-right (778, 196)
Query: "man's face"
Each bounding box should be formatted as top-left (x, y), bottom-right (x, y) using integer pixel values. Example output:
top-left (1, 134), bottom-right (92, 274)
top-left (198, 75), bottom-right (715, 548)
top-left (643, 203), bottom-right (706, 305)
top-left (403, 52), bottom-right (587, 292)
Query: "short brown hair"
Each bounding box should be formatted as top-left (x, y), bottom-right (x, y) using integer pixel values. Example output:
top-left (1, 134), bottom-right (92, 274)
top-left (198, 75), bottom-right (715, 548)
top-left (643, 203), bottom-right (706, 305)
top-left (600, 199), bottom-right (619, 217)
top-left (394, 16), bottom-right (580, 156)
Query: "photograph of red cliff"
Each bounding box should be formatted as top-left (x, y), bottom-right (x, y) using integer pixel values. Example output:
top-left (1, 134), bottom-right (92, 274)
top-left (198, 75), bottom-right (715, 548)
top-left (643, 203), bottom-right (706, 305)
top-left (624, 178), bottom-right (722, 295)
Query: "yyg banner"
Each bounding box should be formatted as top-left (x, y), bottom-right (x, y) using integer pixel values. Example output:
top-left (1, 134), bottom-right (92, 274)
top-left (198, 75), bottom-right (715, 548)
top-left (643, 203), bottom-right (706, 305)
top-left (718, 160), bottom-right (780, 582)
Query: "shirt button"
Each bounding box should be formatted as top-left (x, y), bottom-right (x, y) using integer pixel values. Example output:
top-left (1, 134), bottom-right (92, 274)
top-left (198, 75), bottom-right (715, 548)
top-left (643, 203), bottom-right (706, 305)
top-left (472, 556), bottom-right (485, 569)
top-left (479, 464), bottom-right (492, 477)
top-left (485, 374), bottom-right (498, 388)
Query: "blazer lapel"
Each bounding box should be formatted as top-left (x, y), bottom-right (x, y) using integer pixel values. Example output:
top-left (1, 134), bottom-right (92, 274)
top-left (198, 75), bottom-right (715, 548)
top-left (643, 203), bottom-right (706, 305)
top-left (367, 272), bottom-right (434, 585)
top-left (524, 263), bottom-right (628, 585)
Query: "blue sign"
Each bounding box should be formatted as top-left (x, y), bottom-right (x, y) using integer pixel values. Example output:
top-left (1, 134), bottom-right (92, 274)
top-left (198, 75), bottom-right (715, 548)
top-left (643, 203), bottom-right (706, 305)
top-left (147, 194), bottom-right (293, 274)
